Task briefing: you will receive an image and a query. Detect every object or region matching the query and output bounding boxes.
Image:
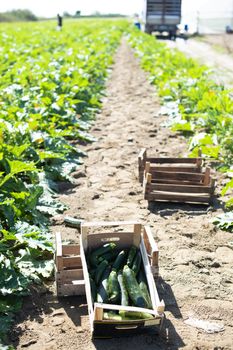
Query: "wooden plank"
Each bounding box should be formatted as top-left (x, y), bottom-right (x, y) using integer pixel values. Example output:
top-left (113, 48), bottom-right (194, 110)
top-left (133, 224), bottom-right (142, 246)
top-left (55, 232), bottom-right (63, 271)
top-left (147, 191), bottom-right (211, 203)
top-left (56, 269), bottom-right (84, 282)
top-left (145, 161), bottom-right (150, 175)
top-left (151, 178), bottom-right (207, 185)
top-left (62, 244), bottom-right (80, 255)
top-left (87, 232), bottom-right (138, 250)
top-left (55, 232), bottom-right (62, 257)
top-left (145, 157), bottom-right (201, 164)
top-left (138, 148), bottom-right (147, 162)
top-left (138, 149), bottom-right (147, 183)
top-left (203, 167), bottom-right (211, 186)
top-left (149, 170), bottom-right (205, 182)
top-left (143, 226), bottom-right (159, 271)
top-left (140, 240), bottom-right (162, 312)
top-left (62, 256), bottom-right (82, 269)
top-left (94, 305), bottom-right (103, 321)
top-left (82, 221), bottom-right (141, 228)
top-left (93, 303), bottom-right (158, 316)
top-left (149, 165), bottom-right (200, 173)
top-left (80, 238), bottom-right (95, 327)
top-left (149, 183), bottom-right (213, 194)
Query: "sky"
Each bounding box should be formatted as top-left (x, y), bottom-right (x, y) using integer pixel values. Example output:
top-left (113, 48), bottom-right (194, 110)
top-left (0, 0), bottom-right (232, 19)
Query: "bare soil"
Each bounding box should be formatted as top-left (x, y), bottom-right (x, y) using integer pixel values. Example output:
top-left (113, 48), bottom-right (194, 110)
top-left (9, 40), bottom-right (233, 350)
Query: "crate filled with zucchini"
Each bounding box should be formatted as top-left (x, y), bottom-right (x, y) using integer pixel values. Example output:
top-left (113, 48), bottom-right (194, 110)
top-left (80, 221), bottom-right (164, 338)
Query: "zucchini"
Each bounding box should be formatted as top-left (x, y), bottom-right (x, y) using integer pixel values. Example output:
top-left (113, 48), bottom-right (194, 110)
top-left (64, 216), bottom-right (84, 228)
top-left (127, 246), bottom-right (137, 268)
top-left (139, 281), bottom-right (152, 309)
top-left (97, 249), bottom-right (119, 263)
top-left (118, 272), bottom-right (128, 306)
top-left (90, 243), bottom-right (116, 266)
top-left (103, 312), bottom-right (123, 321)
top-left (89, 277), bottom-right (97, 303)
top-left (112, 250), bottom-right (127, 271)
top-left (97, 266), bottom-right (111, 303)
top-left (108, 270), bottom-right (121, 304)
top-left (137, 269), bottom-right (152, 309)
top-left (119, 311), bottom-right (154, 320)
top-left (123, 265), bottom-right (147, 308)
top-left (131, 251), bottom-right (142, 276)
top-left (95, 260), bottom-right (108, 285)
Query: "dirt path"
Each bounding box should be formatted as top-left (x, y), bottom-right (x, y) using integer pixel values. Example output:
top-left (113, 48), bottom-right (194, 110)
top-left (11, 40), bottom-right (233, 350)
top-left (166, 38), bottom-right (233, 86)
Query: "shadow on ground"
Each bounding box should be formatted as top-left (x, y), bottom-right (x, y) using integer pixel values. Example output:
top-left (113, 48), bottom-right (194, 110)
top-left (147, 196), bottom-right (222, 217)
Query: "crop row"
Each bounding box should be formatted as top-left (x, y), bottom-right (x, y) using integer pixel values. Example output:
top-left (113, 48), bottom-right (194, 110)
top-left (128, 31), bottom-right (233, 230)
top-left (0, 19), bottom-right (127, 346)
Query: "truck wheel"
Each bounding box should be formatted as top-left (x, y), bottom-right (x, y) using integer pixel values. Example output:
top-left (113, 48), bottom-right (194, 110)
top-left (145, 25), bottom-right (152, 34)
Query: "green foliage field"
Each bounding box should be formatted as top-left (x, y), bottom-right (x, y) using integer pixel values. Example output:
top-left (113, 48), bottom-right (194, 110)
top-left (128, 30), bottom-right (233, 212)
top-left (1, 18), bottom-right (233, 347)
top-left (0, 19), bottom-right (127, 346)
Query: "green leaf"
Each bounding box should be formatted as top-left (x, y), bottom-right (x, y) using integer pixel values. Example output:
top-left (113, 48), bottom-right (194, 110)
top-left (221, 178), bottom-right (233, 196)
top-left (212, 212), bottom-right (233, 232)
top-left (16, 249), bottom-right (54, 280)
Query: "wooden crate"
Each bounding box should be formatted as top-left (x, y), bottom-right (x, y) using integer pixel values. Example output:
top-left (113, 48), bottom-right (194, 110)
top-left (138, 148), bottom-right (202, 184)
top-left (80, 221), bottom-right (164, 338)
top-left (138, 148), bottom-right (215, 205)
top-left (55, 232), bottom-right (85, 297)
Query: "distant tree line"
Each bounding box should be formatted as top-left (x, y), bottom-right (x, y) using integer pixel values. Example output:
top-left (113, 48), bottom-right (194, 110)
top-left (0, 9), bottom-right (38, 22)
top-left (63, 11), bottom-right (126, 18)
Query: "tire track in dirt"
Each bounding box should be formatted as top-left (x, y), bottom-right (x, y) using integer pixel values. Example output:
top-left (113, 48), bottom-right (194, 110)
top-left (12, 40), bottom-right (233, 350)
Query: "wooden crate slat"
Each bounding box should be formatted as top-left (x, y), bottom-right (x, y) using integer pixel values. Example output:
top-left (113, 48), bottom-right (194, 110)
top-left (149, 170), bottom-right (205, 182)
top-left (149, 183), bottom-right (213, 194)
top-left (87, 231), bottom-right (141, 250)
top-left (146, 191), bottom-right (211, 203)
top-left (62, 256), bottom-right (82, 269)
top-left (146, 157), bottom-right (201, 164)
top-left (62, 244), bottom-right (80, 255)
top-left (56, 269), bottom-right (84, 281)
top-left (151, 178), bottom-right (207, 185)
top-left (149, 165), bottom-right (200, 173)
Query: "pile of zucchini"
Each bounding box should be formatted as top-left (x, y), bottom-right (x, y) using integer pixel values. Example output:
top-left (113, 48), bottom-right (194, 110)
top-left (87, 243), bottom-right (154, 321)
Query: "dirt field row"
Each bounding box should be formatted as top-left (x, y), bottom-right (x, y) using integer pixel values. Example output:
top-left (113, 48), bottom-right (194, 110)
top-left (10, 40), bottom-right (233, 350)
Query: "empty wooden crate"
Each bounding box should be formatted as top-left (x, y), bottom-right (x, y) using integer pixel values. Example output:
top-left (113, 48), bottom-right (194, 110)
top-left (139, 149), bottom-right (215, 204)
top-left (55, 232), bottom-right (85, 297)
top-left (80, 221), bottom-right (164, 338)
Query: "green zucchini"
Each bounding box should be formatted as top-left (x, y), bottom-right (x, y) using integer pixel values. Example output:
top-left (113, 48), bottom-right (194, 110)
top-left (97, 266), bottom-right (111, 303)
top-left (108, 270), bottom-right (121, 304)
top-left (90, 243), bottom-right (116, 266)
top-left (95, 260), bottom-right (108, 285)
top-left (97, 249), bottom-right (119, 263)
top-left (89, 277), bottom-right (97, 303)
top-left (139, 281), bottom-right (152, 309)
top-left (127, 246), bottom-right (137, 268)
top-left (137, 269), bottom-right (152, 309)
top-left (64, 216), bottom-right (84, 228)
top-left (112, 250), bottom-right (127, 271)
top-left (131, 251), bottom-right (142, 276)
top-left (123, 265), bottom-right (147, 308)
top-left (103, 312), bottom-right (123, 321)
top-left (117, 272), bottom-right (128, 306)
top-left (119, 311), bottom-right (154, 320)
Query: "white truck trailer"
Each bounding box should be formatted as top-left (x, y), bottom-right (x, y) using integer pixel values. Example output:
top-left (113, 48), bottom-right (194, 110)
top-left (142, 0), bottom-right (182, 38)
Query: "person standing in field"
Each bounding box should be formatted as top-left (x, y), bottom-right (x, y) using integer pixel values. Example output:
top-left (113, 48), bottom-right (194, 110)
top-left (57, 14), bottom-right (63, 31)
